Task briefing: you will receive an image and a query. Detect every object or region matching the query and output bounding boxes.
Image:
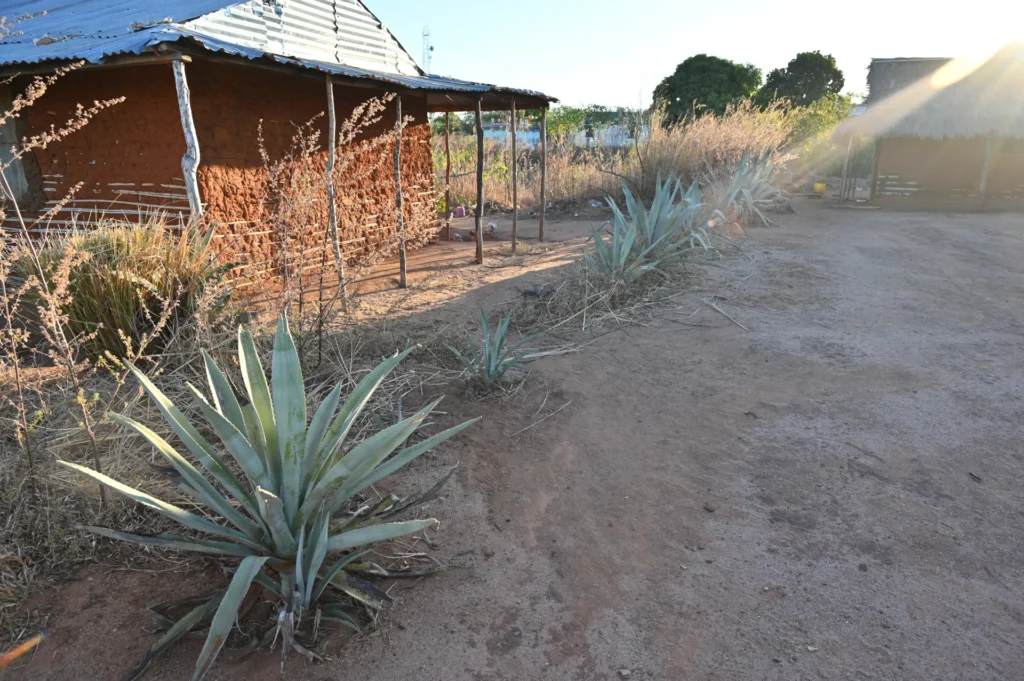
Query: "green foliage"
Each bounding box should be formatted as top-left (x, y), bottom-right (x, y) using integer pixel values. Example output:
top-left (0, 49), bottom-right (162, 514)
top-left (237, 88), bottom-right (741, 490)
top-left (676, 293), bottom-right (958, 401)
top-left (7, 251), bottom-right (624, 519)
top-left (10, 219), bottom-right (231, 360)
top-left (786, 92), bottom-right (853, 145)
top-left (545, 106), bottom-right (586, 141)
top-left (523, 105), bottom-right (641, 141)
top-left (450, 308), bottom-right (531, 389)
top-left (705, 149), bottom-right (790, 228)
top-left (61, 316), bottom-right (479, 680)
top-left (589, 176), bottom-right (716, 286)
top-left (429, 113), bottom-right (472, 136)
top-left (653, 55), bottom-right (763, 123)
top-left (757, 51), bottom-right (845, 108)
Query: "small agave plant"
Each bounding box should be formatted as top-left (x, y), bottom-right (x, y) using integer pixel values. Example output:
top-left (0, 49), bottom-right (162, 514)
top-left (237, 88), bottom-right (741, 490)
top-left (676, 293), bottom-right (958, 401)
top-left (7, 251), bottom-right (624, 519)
top-left (449, 308), bottom-right (531, 390)
top-left (60, 316), bottom-right (478, 681)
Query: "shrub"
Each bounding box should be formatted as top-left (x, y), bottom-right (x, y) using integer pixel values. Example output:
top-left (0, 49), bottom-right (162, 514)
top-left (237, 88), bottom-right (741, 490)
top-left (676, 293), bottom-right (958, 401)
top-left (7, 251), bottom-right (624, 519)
top-left (450, 308), bottom-right (531, 390)
top-left (9, 218), bottom-right (231, 361)
top-left (60, 315), bottom-right (479, 680)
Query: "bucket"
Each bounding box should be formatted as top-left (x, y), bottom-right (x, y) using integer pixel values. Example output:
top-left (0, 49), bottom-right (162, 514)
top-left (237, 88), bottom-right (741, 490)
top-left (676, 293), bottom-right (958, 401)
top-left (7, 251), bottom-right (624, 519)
top-left (813, 182), bottom-right (827, 195)
top-left (454, 206), bottom-right (466, 218)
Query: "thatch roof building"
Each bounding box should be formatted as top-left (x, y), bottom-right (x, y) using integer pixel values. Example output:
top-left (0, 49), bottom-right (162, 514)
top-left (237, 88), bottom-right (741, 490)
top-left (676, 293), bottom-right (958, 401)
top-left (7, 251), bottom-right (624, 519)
top-left (842, 44), bottom-right (1024, 208)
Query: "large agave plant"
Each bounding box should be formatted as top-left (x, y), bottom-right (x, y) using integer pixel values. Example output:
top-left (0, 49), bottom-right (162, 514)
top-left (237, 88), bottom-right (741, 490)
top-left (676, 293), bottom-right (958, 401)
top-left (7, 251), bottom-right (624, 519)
top-left (589, 175), bottom-right (716, 286)
top-left (60, 316), bottom-right (478, 681)
top-left (709, 148), bottom-right (791, 227)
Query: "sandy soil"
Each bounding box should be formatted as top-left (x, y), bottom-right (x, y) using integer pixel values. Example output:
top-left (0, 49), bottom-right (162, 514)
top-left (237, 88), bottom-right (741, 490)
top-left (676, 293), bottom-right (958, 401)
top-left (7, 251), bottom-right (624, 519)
top-left (15, 201), bottom-right (1024, 680)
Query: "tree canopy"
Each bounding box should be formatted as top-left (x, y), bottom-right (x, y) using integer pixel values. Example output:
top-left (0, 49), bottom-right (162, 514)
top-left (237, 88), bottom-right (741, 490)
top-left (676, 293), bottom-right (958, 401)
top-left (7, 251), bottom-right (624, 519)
top-left (757, 51), bottom-right (845, 107)
top-left (653, 54), bottom-right (763, 122)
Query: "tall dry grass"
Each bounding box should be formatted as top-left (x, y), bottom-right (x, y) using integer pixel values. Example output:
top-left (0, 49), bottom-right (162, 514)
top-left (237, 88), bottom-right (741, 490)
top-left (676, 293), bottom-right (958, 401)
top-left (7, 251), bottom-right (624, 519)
top-left (433, 100), bottom-right (793, 211)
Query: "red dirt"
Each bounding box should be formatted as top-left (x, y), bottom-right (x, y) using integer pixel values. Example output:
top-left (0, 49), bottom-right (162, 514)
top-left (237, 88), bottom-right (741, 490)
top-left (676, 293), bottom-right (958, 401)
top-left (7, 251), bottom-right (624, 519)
top-left (13, 200), bottom-right (1024, 680)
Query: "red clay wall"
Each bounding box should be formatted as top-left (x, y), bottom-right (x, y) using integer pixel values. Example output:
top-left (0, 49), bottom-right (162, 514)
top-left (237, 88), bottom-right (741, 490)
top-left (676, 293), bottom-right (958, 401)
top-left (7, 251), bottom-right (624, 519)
top-left (15, 60), bottom-right (437, 271)
top-left (874, 137), bottom-right (1024, 209)
top-left (186, 59), bottom-right (437, 272)
top-left (17, 64), bottom-right (192, 223)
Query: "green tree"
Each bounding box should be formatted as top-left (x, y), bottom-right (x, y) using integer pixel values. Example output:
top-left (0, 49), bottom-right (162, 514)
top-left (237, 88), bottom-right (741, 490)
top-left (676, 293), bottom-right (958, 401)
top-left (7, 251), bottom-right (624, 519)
top-left (430, 113), bottom-right (473, 136)
top-left (757, 51), bottom-right (845, 107)
top-left (653, 54), bottom-right (763, 122)
top-left (786, 92), bottom-right (854, 145)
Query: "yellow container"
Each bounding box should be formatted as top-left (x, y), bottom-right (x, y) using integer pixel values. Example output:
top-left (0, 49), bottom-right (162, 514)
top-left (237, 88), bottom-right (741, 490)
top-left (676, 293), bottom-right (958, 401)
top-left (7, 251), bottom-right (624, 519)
top-left (813, 182), bottom-right (827, 195)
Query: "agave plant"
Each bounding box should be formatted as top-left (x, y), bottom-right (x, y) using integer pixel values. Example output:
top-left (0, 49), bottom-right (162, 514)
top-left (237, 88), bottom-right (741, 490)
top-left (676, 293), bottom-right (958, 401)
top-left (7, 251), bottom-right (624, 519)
top-left (589, 175), bottom-right (717, 286)
top-left (707, 148), bottom-right (791, 227)
top-left (449, 307), bottom-right (531, 390)
top-left (60, 316), bottom-right (478, 681)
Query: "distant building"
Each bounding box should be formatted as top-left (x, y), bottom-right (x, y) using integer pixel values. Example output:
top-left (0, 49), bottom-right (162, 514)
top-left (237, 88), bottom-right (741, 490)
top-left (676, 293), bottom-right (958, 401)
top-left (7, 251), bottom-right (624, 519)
top-left (844, 45), bottom-right (1024, 209)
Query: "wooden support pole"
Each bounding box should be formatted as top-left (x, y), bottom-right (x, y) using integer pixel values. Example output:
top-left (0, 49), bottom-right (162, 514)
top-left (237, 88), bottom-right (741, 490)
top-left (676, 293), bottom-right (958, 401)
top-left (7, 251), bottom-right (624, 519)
top-left (539, 107), bottom-right (547, 242)
top-left (395, 95), bottom-right (407, 288)
top-left (839, 136), bottom-right (853, 202)
top-left (475, 98), bottom-right (485, 265)
top-left (511, 102), bottom-right (518, 253)
top-left (979, 136), bottom-right (994, 205)
top-left (171, 59), bottom-right (202, 220)
top-left (866, 140), bottom-right (879, 202)
top-left (445, 111), bottom-right (453, 240)
top-left (325, 74), bottom-right (347, 307)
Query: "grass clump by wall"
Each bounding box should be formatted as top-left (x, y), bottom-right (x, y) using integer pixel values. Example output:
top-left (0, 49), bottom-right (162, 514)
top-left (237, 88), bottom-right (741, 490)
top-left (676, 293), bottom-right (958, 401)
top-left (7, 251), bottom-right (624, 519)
top-left (9, 218), bottom-right (232, 362)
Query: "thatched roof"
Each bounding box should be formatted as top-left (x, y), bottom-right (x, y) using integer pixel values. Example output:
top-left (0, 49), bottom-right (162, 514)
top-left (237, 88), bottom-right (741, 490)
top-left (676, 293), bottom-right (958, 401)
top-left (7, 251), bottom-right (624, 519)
top-left (840, 43), bottom-right (1024, 140)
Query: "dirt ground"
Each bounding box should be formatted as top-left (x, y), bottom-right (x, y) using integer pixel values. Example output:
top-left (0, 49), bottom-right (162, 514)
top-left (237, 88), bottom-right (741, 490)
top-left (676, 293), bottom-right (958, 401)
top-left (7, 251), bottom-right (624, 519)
top-left (14, 201), bottom-right (1024, 680)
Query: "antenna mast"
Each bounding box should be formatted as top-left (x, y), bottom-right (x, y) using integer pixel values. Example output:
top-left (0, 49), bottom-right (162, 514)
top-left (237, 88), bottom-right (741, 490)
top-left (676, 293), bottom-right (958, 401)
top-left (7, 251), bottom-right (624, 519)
top-left (422, 26), bottom-right (433, 74)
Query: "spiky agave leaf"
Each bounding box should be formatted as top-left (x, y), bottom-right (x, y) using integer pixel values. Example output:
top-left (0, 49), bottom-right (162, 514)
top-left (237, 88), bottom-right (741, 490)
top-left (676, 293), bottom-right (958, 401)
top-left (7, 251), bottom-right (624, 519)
top-left (450, 308), bottom-right (532, 388)
top-left (61, 315), bottom-right (478, 681)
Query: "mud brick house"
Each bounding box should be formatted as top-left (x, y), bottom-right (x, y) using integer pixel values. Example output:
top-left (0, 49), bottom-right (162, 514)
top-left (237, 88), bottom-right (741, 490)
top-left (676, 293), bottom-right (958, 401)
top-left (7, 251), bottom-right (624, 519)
top-left (845, 44), bottom-right (1024, 209)
top-left (0, 0), bottom-right (554, 274)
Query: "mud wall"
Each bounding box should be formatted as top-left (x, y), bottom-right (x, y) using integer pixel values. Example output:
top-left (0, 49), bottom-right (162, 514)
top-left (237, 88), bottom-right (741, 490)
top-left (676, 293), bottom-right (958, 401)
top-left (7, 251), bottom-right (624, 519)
top-left (874, 137), bottom-right (1024, 209)
top-left (186, 58), bottom-right (437, 273)
top-left (16, 64), bottom-right (192, 225)
top-left (14, 59), bottom-right (438, 271)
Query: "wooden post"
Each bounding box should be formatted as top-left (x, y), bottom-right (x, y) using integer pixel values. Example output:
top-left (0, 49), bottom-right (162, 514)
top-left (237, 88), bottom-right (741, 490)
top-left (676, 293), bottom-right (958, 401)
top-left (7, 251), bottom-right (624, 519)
top-left (539, 107), bottom-right (547, 242)
top-left (395, 95), bottom-right (407, 288)
top-left (866, 140), bottom-right (879, 202)
top-left (979, 136), bottom-right (994, 205)
top-left (445, 111), bottom-right (453, 240)
top-left (839, 136), bottom-right (853, 202)
top-left (475, 98), bottom-right (485, 265)
top-left (511, 102), bottom-right (518, 253)
top-left (171, 59), bottom-right (202, 220)
top-left (325, 74), bottom-right (347, 307)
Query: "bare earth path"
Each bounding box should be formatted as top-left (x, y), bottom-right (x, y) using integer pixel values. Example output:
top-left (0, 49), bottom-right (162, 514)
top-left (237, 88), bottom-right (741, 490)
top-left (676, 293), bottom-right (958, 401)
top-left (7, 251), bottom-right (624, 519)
top-left (23, 203), bottom-right (1024, 680)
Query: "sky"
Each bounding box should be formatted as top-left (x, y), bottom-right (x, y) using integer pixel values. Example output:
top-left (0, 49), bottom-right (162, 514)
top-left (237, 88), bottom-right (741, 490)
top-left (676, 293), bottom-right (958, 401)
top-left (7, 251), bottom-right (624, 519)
top-left (372, 0), bottom-right (1024, 108)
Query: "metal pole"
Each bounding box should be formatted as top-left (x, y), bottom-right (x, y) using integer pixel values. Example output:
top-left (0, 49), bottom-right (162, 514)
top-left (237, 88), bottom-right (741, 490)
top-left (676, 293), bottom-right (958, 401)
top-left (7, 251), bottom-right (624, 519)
top-left (511, 101), bottom-right (518, 253)
top-left (475, 98), bottom-right (485, 264)
top-left (395, 96), bottom-right (407, 288)
top-left (539, 107), bottom-right (547, 242)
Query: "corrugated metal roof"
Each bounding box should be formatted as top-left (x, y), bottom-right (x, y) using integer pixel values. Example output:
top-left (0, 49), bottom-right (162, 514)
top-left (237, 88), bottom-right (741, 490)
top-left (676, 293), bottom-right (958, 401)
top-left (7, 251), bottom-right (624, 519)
top-left (0, 0), bottom-right (555, 102)
top-left (0, 0), bottom-right (231, 64)
top-left (173, 29), bottom-right (550, 99)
